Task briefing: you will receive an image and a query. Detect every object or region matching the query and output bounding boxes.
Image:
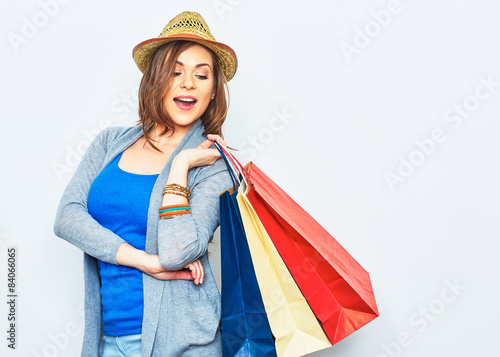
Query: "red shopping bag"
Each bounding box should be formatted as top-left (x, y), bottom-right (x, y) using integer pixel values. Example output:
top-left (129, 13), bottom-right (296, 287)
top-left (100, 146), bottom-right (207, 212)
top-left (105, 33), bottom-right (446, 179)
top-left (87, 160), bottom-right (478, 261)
top-left (216, 144), bottom-right (379, 345)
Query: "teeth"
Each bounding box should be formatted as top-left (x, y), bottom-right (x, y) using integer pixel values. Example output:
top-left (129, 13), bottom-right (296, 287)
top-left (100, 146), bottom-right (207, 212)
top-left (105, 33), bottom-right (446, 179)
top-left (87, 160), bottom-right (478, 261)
top-left (177, 98), bottom-right (195, 102)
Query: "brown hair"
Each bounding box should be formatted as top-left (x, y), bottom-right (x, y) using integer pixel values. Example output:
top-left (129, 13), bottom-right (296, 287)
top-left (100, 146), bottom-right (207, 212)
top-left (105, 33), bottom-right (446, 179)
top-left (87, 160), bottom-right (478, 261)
top-left (134, 40), bottom-right (230, 153)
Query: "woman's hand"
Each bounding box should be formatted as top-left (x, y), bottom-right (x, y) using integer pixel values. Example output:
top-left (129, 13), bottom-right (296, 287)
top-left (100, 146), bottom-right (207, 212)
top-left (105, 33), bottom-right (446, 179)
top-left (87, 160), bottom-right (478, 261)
top-left (140, 253), bottom-right (204, 284)
top-left (162, 134), bottom-right (225, 204)
top-left (183, 259), bottom-right (205, 285)
top-left (173, 134), bottom-right (226, 170)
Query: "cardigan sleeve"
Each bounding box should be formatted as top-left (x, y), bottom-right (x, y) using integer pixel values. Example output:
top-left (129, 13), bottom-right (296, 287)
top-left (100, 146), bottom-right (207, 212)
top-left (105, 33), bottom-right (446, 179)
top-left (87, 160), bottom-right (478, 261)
top-left (157, 158), bottom-right (235, 270)
top-left (53, 127), bottom-right (127, 265)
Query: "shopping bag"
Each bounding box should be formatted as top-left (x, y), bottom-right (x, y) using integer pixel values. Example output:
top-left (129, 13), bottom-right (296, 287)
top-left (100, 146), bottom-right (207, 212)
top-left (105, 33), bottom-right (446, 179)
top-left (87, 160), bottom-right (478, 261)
top-left (215, 142), bottom-right (379, 346)
top-left (236, 191), bottom-right (332, 357)
top-left (244, 163), bottom-right (379, 344)
top-left (219, 152), bottom-right (277, 356)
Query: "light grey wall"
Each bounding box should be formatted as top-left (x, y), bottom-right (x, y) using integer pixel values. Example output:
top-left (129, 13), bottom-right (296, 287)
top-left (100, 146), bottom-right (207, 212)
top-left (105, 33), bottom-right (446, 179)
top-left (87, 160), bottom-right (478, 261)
top-left (1, 0), bottom-right (499, 356)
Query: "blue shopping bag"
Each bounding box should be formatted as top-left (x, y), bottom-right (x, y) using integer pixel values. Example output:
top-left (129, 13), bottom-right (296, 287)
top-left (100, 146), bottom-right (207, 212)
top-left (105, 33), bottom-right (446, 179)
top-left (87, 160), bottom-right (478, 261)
top-left (217, 144), bottom-right (277, 357)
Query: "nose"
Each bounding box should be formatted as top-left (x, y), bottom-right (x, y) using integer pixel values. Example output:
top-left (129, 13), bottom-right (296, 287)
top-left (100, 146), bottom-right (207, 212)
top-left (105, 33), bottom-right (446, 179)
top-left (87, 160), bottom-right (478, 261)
top-left (180, 73), bottom-right (195, 90)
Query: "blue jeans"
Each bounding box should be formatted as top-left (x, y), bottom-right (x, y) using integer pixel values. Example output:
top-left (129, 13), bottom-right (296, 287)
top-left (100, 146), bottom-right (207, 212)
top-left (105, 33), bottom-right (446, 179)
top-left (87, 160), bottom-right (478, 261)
top-left (102, 333), bottom-right (142, 357)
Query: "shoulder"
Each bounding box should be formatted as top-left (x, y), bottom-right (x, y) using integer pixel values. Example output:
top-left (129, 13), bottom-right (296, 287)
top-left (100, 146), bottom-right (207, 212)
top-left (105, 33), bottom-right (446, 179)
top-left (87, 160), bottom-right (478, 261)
top-left (88, 125), bottom-right (141, 154)
top-left (97, 125), bottom-right (138, 144)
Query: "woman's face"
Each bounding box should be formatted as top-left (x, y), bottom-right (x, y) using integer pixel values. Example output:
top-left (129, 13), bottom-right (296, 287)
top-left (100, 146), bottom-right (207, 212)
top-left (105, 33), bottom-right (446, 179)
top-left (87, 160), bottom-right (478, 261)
top-left (163, 44), bottom-right (215, 131)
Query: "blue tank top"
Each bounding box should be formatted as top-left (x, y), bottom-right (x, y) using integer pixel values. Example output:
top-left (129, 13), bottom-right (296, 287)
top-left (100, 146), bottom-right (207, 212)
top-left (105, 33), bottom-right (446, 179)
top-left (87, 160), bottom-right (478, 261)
top-left (87, 150), bottom-right (159, 336)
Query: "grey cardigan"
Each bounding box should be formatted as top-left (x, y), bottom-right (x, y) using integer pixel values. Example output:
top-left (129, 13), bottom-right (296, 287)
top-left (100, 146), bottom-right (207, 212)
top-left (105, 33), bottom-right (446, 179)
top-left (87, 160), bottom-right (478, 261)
top-left (53, 118), bottom-right (234, 356)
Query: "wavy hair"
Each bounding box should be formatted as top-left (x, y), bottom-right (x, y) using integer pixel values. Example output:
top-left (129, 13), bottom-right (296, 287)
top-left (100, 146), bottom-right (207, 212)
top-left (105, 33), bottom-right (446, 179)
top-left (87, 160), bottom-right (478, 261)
top-left (134, 40), bottom-right (230, 153)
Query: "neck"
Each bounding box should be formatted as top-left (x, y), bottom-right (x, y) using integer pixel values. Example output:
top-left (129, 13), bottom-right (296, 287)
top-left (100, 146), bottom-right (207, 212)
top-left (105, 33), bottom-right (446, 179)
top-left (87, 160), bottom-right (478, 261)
top-left (149, 122), bottom-right (194, 147)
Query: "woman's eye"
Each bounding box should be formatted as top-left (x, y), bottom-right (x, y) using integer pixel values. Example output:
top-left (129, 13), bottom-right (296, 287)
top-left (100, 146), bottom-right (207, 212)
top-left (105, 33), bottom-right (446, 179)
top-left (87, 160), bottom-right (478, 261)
top-left (196, 75), bottom-right (208, 80)
top-left (173, 72), bottom-right (182, 76)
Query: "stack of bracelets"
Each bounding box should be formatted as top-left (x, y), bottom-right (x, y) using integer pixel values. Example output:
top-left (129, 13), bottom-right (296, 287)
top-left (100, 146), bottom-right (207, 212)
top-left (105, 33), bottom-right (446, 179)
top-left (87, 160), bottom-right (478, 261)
top-left (159, 183), bottom-right (192, 220)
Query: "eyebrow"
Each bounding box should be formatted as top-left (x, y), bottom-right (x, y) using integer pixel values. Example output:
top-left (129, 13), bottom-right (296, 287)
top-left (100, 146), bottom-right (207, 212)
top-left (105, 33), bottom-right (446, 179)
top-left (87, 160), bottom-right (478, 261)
top-left (176, 60), bottom-right (212, 70)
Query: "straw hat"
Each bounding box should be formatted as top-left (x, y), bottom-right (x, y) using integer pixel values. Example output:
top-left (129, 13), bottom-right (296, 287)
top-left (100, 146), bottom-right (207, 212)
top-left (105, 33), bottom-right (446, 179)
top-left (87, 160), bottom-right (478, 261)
top-left (132, 11), bottom-right (237, 81)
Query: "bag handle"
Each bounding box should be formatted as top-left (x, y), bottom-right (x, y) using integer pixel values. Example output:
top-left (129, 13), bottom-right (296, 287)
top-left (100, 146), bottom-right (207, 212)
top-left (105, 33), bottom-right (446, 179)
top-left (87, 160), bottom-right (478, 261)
top-left (213, 142), bottom-right (239, 190)
top-left (214, 142), bottom-right (251, 189)
top-left (214, 142), bottom-right (252, 185)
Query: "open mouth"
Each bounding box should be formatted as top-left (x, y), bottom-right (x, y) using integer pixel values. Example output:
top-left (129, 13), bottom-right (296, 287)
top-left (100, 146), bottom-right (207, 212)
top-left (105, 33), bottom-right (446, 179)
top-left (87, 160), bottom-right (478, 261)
top-left (174, 96), bottom-right (197, 110)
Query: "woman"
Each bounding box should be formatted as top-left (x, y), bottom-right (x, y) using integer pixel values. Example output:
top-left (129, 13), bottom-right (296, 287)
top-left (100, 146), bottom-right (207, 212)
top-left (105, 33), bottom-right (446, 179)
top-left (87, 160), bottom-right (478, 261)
top-left (53, 11), bottom-right (237, 357)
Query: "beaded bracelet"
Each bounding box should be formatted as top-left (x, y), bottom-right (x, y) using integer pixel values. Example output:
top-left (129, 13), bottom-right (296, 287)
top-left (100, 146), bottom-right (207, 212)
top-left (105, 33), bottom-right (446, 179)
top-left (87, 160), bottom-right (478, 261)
top-left (162, 190), bottom-right (190, 200)
top-left (162, 183), bottom-right (192, 201)
top-left (164, 183), bottom-right (191, 193)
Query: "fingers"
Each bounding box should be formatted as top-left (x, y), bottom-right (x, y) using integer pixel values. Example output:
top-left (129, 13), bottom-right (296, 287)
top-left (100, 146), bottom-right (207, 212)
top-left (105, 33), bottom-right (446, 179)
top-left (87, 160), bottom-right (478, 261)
top-left (197, 139), bottom-right (213, 150)
top-left (143, 255), bottom-right (207, 283)
top-left (184, 259), bottom-right (205, 285)
top-left (198, 260), bottom-right (205, 284)
top-left (188, 261), bottom-right (201, 285)
top-left (196, 135), bottom-right (226, 162)
top-left (206, 134), bottom-right (227, 148)
top-left (194, 259), bottom-right (204, 285)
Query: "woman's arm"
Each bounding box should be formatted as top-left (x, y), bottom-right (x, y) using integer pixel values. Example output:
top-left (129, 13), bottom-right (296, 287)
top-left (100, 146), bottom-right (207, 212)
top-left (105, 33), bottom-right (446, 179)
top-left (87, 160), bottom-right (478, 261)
top-left (53, 128), bottom-right (128, 264)
top-left (53, 127), bottom-right (206, 283)
top-left (116, 243), bottom-right (204, 284)
top-left (157, 137), bottom-right (234, 270)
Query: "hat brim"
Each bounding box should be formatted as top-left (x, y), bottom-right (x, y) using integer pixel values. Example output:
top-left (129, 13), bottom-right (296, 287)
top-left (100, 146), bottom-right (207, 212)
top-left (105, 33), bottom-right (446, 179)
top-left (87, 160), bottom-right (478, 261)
top-left (132, 34), bottom-right (237, 82)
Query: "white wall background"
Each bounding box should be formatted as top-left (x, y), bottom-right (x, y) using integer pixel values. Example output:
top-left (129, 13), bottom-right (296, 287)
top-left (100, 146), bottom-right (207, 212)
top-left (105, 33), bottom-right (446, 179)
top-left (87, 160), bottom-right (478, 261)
top-left (1, 0), bottom-right (499, 356)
